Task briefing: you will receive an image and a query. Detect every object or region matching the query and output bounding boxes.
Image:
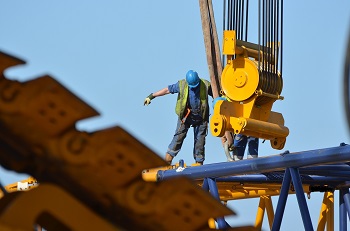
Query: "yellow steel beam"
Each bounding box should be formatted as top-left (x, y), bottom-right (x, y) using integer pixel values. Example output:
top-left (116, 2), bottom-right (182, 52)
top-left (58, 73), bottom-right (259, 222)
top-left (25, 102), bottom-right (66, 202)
top-left (326, 192), bottom-right (334, 231)
top-left (254, 196), bottom-right (274, 231)
top-left (215, 182), bottom-right (310, 201)
top-left (0, 51), bottom-right (235, 231)
top-left (317, 191), bottom-right (335, 231)
top-left (0, 184), bottom-right (119, 231)
top-left (0, 177), bottom-right (39, 200)
top-left (317, 192), bottom-right (327, 231)
top-left (255, 197), bottom-right (265, 230)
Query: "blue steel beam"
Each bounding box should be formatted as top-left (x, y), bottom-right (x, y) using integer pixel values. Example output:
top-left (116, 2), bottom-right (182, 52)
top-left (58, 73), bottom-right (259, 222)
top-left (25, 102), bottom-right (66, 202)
top-left (298, 170), bottom-right (350, 178)
top-left (157, 144), bottom-right (350, 181)
top-left (298, 165), bottom-right (350, 178)
top-left (342, 188), bottom-right (350, 220)
top-left (301, 164), bottom-right (350, 171)
top-left (202, 178), bottom-right (209, 191)
top-left (340, 189), bottom-right (347, 231)
top-left (216, 174), bottom-right (348, 185)
top-left (289, 168), bottom-right (314, 231)
top-left (207, 178), bottom-right (230, 229)
top-left (272, 168), bottom-right (291, 231)
top-left (269, 164), bottom-right (350, 178)
top-left (202, 178), bottom-right (231, 228)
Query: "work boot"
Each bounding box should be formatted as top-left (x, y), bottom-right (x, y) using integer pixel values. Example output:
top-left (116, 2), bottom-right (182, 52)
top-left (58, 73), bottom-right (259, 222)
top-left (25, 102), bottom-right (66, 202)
top-left (165, 153), bottom-right (174, 165)
top-left (247, 154), bottom-right (258, 159)
top-left (233, 155), bottom-right (243, 161)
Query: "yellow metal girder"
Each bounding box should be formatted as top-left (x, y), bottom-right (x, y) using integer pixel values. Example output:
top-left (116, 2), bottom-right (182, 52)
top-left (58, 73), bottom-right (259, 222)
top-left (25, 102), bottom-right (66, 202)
top-left (255, 196), bottom-right (274, 230)
top-left (0, 184), bottom-right (119, 231)
top-left (317, 191), bottom-right (334, 231)
top-left (0, 50), bottom-right (235, 231)
top-left (0, 177), bottom-right (39, 198)
top-left (214, 182), bottom-right (310, 201)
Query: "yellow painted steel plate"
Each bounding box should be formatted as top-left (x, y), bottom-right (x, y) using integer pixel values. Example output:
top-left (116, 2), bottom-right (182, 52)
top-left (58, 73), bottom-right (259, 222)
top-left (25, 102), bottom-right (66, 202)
top-left (221, 57), bottom-right (259, 101)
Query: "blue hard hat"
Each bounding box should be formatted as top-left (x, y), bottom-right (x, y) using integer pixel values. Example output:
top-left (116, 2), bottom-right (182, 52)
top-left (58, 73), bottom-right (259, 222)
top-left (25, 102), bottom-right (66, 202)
top-left (186, 70), bottom-right (200, 88)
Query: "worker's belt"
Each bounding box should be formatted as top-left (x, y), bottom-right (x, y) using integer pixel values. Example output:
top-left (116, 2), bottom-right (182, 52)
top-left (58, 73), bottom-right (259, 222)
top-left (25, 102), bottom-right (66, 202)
top-left (181, 108), bottom-right (203, 125)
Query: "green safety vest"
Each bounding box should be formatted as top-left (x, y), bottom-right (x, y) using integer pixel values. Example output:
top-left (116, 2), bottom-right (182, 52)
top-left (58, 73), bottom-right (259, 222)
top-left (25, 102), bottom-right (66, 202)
top-left (175, 79), bottom-right (211, 121)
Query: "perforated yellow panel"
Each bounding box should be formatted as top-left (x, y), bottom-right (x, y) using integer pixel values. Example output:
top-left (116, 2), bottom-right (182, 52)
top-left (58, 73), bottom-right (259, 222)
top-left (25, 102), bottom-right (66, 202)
top-left (0, 51), bottom-right (235, 231)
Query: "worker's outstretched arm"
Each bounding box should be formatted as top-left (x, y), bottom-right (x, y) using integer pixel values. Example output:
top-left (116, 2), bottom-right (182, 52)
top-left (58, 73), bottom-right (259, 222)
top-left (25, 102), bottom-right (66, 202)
top-left (144, 87), bottom-right (170, 106)
top-left (153, 87), bottom-right (170, 97)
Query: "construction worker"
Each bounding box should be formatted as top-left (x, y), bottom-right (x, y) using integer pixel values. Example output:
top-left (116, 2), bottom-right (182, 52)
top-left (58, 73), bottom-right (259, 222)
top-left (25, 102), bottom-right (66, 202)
top-left (144, 70), bottom-right (212, 165)
top-left (232, 134), bottom-right (259, 160)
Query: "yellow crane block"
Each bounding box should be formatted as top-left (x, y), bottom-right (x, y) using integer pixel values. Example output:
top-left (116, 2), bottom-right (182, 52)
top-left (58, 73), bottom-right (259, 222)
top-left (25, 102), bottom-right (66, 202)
top-left (210, 30), bottom-right (289, 150)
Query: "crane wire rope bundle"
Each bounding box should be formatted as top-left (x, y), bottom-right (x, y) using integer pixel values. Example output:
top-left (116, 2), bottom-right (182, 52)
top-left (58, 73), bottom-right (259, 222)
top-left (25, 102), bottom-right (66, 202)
top-left (222, 0), bottom-right (284, 106)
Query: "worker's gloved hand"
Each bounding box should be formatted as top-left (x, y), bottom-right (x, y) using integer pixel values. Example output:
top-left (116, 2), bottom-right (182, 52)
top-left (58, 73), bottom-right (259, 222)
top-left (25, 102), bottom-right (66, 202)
top-left (144, 93), bottom-right (155, 106)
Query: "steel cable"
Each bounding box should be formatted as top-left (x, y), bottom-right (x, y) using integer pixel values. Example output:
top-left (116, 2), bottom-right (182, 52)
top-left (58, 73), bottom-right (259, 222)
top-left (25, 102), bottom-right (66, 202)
top-left (258, 0), bottom-right (261, 74)
top-left (280, 0), bottom-right (283, 76)
top-left (245, 0), bottom-right (249, 41)
top-left (344, 28), bottom-right (350, 136)
top-left (275, 0), bottom-right (279, 74)
top-left (222, 0), bottom-right (283, 105)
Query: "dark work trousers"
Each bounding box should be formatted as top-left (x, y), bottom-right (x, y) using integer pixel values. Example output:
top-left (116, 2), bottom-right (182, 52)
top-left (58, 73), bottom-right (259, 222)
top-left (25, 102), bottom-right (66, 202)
top-left (233, 134), bottom-right (259, 159)
top-left (167, 117), bottom-right (208, 163)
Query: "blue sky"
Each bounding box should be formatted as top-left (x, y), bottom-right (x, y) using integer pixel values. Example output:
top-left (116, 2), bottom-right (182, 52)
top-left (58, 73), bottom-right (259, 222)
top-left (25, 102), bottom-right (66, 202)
top-left (0, 1), bottom-right (350, 230)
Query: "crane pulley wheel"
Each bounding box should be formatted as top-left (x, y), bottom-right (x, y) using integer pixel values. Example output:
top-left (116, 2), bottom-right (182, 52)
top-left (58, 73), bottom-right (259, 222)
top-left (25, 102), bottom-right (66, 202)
top-left (256, 70), bottom-right (283, 105)
top-left (222, 56), bottom-right (283, 105)
top-left (221, 57), bottom-right (259, 102)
